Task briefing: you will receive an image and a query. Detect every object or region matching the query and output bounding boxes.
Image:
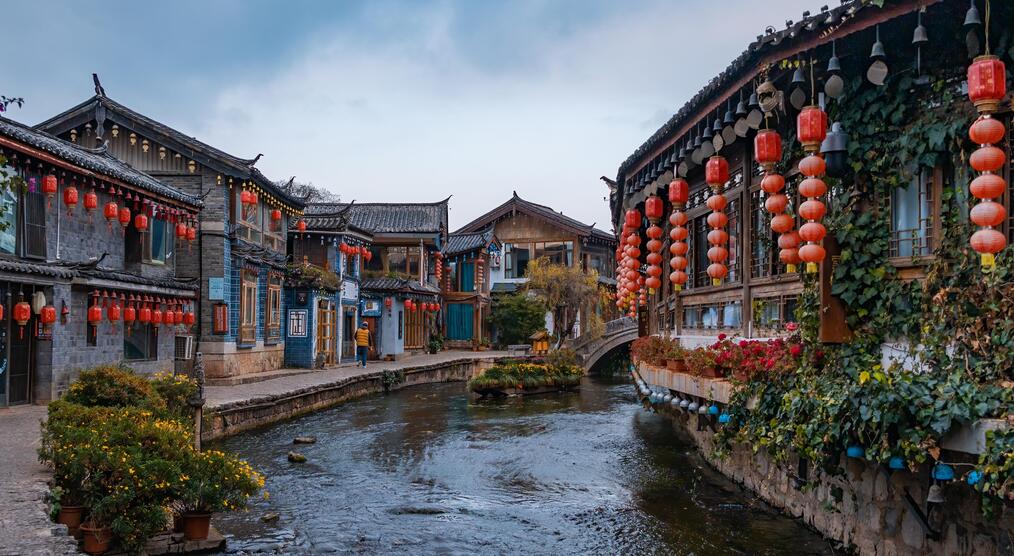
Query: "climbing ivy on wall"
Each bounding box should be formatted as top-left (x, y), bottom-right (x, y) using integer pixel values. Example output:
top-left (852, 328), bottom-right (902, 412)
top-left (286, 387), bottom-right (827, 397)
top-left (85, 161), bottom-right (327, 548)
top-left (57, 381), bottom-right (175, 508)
top-left (714, 45), bottom-right (1013, 517)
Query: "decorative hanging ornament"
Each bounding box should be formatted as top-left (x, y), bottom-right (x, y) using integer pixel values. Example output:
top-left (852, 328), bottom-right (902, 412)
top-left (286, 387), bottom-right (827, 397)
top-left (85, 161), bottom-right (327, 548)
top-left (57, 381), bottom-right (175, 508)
top-left (118, 207), bottom-right (131, 236)
top-left (87, 296), bottom-right (102, 340)
top-left (63, 183), bottom-right (78, 217)
top-left (134, 213), bottom-right (148, 233)
top-left (42, 175), bottom-right (58, 208)
top-left (967, 52), bottom-right (1008, 270)
top-left (796, 106), bottom-right (829, 273)
top-left (755, 128), bottom-right (796, 272)
top-left (705, 156), bottom-right (729, 285)
top-left (84, 189), bottom-right (98, 220)
top-left (13, 300), bottom-right (30, 339)
top-left (104, 201), bottom-right (118, 231)
top-left (668, 178), bottom-right (690, 290)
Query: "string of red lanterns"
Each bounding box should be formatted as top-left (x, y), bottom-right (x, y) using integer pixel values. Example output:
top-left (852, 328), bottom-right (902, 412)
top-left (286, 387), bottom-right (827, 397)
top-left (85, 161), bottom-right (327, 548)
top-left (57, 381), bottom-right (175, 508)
top-left (755, 128), bottom-right (800, 273)
top-left (668, 178), bottom-right (689, 291)
top-left (705, 155), bottom-right (730, 285)
top-left (967, 54), bottom-right (1007, 270)
top-left (643, 195), bottom-right (664, 294)
top-left (796, 105), bottom-right (829, 273)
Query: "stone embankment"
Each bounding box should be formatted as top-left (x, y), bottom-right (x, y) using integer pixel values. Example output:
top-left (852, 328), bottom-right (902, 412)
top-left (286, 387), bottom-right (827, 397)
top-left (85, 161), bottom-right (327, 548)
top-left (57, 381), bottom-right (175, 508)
top-left (202, 351), bottom-right (506, 441)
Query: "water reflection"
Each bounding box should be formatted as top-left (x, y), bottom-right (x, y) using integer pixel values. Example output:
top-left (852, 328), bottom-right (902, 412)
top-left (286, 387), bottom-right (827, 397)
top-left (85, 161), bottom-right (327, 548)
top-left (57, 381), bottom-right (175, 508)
top-left (211, 377), bottom-right (832, 555)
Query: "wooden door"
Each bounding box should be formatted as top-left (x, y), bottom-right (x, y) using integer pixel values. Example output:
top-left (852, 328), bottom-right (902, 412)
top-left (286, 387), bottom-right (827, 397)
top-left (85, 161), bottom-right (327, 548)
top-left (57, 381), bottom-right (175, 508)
top-left (315, 300), bottom-right (337, 366)
top-left (362, 317), bottom-right (378, 360)
top-left (8, 310), bottom-right (32, 405)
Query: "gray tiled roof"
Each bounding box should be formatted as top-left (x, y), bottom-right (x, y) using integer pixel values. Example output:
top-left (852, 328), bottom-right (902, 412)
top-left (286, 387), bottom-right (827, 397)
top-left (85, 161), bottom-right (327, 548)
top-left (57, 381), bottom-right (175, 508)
top-left (35, 95), bottom-right (304, 209)
top-left (445, 226), bottom-right (495, 256)
top-left (360, 277), bottom-right (441, 295)
top-left (0, 117), bottom-right (202, 207)
top-left (0, 257), bottom-right (76, 279)
top-left (307, 199), bottom-right (448, 235)
top-left (455, 192), bottom-right (615, 243)
top-left (77, 267), bottom-right (200, 292)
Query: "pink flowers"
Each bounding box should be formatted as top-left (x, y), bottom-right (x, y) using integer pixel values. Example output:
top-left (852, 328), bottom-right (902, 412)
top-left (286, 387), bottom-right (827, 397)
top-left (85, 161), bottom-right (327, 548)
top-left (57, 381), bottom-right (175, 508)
top-left (789, 344), bottom-right (803, 358)
top-left (718, 333), bottom-right (727, 341)
top-left (785, 322), bottom-right (798, 332)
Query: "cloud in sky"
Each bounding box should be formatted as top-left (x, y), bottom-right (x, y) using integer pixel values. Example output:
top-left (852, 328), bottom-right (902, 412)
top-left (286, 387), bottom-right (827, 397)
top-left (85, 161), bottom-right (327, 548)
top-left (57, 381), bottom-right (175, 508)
top-left (9, 0), bottom-right (817, 230)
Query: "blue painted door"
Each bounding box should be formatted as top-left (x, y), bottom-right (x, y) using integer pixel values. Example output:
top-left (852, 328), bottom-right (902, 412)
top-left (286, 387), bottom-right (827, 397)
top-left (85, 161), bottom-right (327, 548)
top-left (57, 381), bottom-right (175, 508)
top-left (447, 303), bottom-right (474, 340)
top-left (460, 262), bottom-right (475, 292)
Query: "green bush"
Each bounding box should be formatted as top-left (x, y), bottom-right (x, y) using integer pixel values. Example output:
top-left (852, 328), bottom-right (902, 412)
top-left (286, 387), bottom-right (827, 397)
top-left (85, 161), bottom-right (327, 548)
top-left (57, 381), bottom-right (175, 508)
top-left (62, 364), bottom-right (163, 412)
top-left (490, 294), bottom-right (546, 348)
top-left (150, 371), bottom-right (199, 422)
top-left (468, 358), bottom-right (582, 392)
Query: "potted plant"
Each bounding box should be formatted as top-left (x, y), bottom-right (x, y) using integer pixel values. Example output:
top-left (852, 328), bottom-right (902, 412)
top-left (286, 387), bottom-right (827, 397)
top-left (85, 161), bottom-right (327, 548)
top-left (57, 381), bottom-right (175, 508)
top-left (79, 520), bottom-right (114, 555)
top-left (665, 343), bottom-right (688, 373)
top-left (176, 449), bottom-right (265, 540)
top-left (685, 348), bottom-right (722, 378)
top-left (46, 486), bottom-right (85, 539)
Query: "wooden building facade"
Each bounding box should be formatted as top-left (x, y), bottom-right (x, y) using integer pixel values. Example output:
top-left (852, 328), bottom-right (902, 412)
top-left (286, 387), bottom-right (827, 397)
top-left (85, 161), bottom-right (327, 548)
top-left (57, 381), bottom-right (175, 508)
top-left (37, 87), bottom-right (306, 384)
top-left (442, 226), bottom-right (498, 348)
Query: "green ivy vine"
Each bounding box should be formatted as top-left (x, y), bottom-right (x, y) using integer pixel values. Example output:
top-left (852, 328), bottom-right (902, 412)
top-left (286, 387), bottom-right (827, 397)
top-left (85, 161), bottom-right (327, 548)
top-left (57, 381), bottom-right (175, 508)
top-left (715, 50), bottom-right (1013, 517)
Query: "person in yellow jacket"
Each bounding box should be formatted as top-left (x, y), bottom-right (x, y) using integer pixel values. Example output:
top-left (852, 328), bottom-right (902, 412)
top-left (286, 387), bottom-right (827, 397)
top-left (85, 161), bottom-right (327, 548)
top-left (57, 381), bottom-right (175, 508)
top-left (354, 322), bottom-right (372, 368)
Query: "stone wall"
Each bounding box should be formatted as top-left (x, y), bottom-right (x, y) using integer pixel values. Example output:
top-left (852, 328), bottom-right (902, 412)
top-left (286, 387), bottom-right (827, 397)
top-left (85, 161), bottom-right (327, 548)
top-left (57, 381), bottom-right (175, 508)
top-left (202, 357), bottom-right (495, 441)
top-left (651, 403), bottom-right (1013, 555)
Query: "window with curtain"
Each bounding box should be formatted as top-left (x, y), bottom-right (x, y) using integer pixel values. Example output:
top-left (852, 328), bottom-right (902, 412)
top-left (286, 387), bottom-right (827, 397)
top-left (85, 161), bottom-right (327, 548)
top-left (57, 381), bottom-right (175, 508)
top-left (237, 195), bottom-right (262, 244)
top-left (890, 168), bottom-right (934, 258)
top-left (0, 185), bottom-right (17, 255)
top-left (263, 207), bottom-right (285, 252)
top-left (144, 218), bottom-right (172, 264)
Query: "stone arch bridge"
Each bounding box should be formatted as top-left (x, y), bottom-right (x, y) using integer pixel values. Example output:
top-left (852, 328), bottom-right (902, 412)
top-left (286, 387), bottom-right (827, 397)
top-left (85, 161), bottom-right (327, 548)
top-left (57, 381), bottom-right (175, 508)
top-left (569, 317), bottom-right (637, 371)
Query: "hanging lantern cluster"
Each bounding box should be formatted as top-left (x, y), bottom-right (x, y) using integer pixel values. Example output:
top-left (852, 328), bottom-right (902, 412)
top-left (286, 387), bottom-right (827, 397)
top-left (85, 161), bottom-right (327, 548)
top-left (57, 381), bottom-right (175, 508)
top-left (668, 178), bottom-right (689, 291)
top-left (13, 297), bottom-right (31, 339)
top-left (967, 54), bottom-right (1008, 270)
top-left (240, 188), bottom-right (259, 218)
top-left (705, 155), bottom-right (730, 285)
top-left (476, 256), bottom-right (485, 290)
top-left (616, 208), bottom-right (643, 317)
top-left (755, 128), bottom-right (799, 272)
top-left (88, 290), bottom-right (196, 337)
top-left (796, 106), bottom-right (829, 273)
top-left (643, 195), bottom-right (664, 294)
top-left (434, 251), bottom-right (443, 283)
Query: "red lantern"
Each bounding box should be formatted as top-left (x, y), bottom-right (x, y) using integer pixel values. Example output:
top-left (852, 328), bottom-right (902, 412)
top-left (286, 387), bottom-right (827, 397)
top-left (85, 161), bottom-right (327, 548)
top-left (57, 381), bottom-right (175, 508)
top-left (134, 213), bottom-right (148, 233)
top-left (240, 190), bottom-right (252, 206)
top-left (754, 129), bottom-right (782, 169)
top-left (84, 190), bottom-right (98, 218)
top-left (364, 249), bottom-right (373, 262)
top-left (124, 304), bottom-right (136, 328)
top-left (644, 195), bottom-right (663, 223)
top-left (186, 226), bottom-right (197, 244)
top-left (968, 55), bottom-right (1006, 114)
top-left (87, 297), bottom-right (102, 339)
top-left (970, 174), bottom-right (1006, 200)
top-left (797, 106), bottom-right (828, 153)
top-left (176, 223), bottom-right (187, 239)
top-left (118, 207), bottom-right (131, 235)
top-left (271, 209), bottom-right (282, 222)
top-left (970, 116), bottom-right (1006, 145)
top-left (138, 304), bottom-right (151, 324)
top-left (175, 307), bottom-right (184, 325)
top-left (42, 175), bottom-right (58, 207)
top-left (151, 307), bottom-right (163, 328)
top-left (107, 302), bottom-right (121, 323)
top-left (63, 185), bottom-right (78, 216)
top-left (40, 305), bottom-right (56, 326)
top-left (297, 219), bottom-right (307, 235)
top-left (669, 178), bottom-right (689, 206)
top-left (104, 201), bottom-right (118, 229)
top-left (970, 146), bottom-right (1005, 173)
top-left (705, 156), bottom-right (729, 186)
top-left (385, 297), bottom-right (393, 310)
top-left (624, 209), bottom-right (642, 229)
top-left (184, 310), bottom-right (196, 327)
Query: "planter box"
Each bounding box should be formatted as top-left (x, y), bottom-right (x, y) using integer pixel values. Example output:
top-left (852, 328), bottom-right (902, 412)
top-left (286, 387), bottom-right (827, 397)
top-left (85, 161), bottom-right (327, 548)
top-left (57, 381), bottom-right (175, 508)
top-left (472, 384), bottom-right (579, 398)
top-left (637, 362), bottom-right (734, 404)
top-left (941, 418), bottom-right (1009, 455)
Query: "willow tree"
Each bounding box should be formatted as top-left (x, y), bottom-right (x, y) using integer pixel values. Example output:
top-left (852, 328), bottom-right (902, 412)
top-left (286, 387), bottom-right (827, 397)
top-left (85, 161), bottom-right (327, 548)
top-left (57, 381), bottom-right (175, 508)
top-left (524, 257), bottom-right (603, 348)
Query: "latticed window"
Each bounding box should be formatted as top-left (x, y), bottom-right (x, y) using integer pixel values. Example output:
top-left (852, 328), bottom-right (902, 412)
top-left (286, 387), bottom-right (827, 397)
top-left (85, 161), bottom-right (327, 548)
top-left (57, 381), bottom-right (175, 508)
top-left (889, 168), bottom-right (935, 258)
top-left (239, 270), bottom-right (258, 344)
top-left (752, 295), bottom-right (799, 331)
top-left (683, 301), bottom-right (743, 330)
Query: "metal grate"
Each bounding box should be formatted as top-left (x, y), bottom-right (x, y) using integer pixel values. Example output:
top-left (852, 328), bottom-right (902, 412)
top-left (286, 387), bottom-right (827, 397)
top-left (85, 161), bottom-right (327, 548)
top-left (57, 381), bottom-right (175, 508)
top-left (174, 336), bottom-right (193, 360)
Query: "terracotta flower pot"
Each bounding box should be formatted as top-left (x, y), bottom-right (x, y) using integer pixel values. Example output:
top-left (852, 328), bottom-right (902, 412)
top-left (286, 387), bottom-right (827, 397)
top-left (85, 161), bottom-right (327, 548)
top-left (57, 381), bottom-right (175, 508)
top-left (80, 524), bottom-right (113, 555)
top-left (666, 359), bottom-right (688, 373)
top-left (700, 364), bottom-right (725, 379)
top-left (181, 512), bottom-right (212, 541)
top-left (56, 505), bottom-right (85, 538)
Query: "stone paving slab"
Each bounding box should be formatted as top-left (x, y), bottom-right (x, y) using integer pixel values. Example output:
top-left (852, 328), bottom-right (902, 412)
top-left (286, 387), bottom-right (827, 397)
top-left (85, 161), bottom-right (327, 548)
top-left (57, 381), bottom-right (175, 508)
top-left (204, 350), bottom-right (509, 409)
top-left (0, 405), bottom-right (80, 556)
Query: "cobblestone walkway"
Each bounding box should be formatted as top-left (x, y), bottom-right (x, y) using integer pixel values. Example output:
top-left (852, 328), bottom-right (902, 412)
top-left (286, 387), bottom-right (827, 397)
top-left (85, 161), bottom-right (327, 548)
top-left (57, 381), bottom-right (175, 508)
top-left (0, 405), bottom-right (79, 556)
top-left (204, 350), bottom-right (508, 409)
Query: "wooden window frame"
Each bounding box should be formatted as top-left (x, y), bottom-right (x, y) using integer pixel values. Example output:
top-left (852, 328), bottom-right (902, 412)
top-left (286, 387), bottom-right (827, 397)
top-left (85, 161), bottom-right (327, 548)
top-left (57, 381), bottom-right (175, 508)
top-left (236, 193), bottom-right (262, 245)
top-left (266, 276), bottom-right (282, 341)
top-left (124, 323), bottom-right (158, 361)
top-left (239, 270), bottom-right (258, 344)
top-left (143, 218), bottom-right (173, 265)
top-left (889, 166), bottom-right (941, 264)
top-left (263, 208), bottom-right (285, 253)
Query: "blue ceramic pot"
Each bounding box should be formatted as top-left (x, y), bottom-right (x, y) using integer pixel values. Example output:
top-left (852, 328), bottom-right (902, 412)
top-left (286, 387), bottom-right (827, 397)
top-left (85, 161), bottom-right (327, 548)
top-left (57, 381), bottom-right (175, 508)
top-left (888, 456), bottom-right (906, 470)
top-left (932, 463), bottom-right (954, 481)
top-left (718, 412), bottom-right (731, 424)
top-left (708, 405), bottom-right (719, 415)
top-left (846, 445), bottom-right (864, 459)
top-left (967, 470), bottom-right (982, 485)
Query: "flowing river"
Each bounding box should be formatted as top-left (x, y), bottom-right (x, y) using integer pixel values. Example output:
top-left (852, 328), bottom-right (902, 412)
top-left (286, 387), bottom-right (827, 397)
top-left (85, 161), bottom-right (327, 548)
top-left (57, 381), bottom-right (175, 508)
top-left (211, 375), bottom-right (834, 555)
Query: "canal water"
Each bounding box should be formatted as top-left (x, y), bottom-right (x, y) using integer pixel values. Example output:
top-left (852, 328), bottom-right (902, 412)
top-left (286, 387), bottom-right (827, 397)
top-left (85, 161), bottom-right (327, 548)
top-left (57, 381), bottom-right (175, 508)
top-left (212, 376), bottom-right (834, 555)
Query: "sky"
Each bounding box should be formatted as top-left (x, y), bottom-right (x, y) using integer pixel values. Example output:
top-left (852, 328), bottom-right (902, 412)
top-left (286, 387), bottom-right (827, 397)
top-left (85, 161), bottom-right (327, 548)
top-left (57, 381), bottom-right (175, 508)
top-left (7, 0), bottom-right (817, 231)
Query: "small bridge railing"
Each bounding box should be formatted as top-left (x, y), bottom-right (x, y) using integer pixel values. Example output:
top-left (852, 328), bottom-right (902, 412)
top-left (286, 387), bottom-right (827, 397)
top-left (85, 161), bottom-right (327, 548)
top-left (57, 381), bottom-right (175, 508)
top-left (569, 317), bottom-right (637, 352)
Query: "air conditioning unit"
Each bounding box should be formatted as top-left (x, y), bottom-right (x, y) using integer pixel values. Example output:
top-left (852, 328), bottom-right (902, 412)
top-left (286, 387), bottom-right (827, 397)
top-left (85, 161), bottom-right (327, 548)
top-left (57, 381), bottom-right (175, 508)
top-left (174, 336), bottom-right (194, 360)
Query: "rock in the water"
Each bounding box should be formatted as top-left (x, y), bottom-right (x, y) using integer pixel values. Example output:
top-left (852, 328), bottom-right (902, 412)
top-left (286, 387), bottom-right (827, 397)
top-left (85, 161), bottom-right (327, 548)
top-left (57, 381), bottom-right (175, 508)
top-left (287, 451), bottom-right (307, 463)
top-left (261, 512), bottom-right (280, 523)
top-left (293, 436), bottom-right (317, 444)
